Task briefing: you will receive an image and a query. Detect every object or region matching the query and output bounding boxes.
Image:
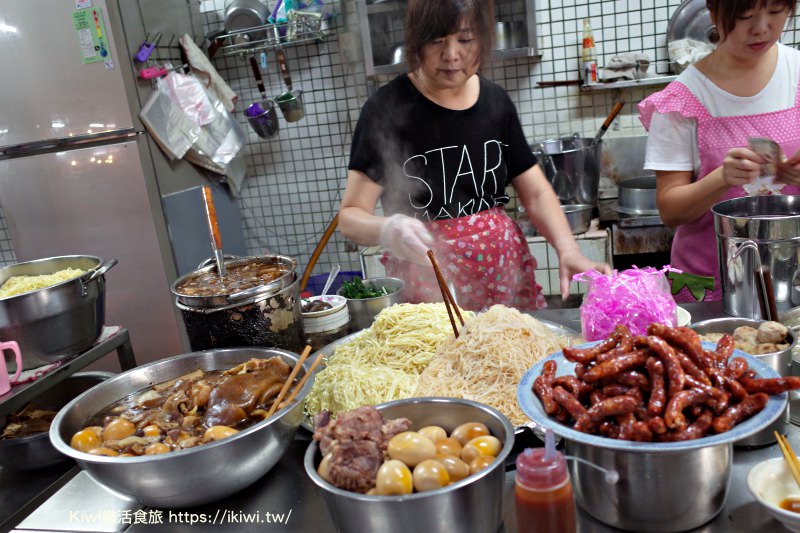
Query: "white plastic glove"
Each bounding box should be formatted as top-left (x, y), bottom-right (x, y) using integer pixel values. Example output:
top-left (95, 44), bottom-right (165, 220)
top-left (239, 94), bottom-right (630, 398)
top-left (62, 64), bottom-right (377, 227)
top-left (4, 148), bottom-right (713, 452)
top-left (379, 214), bottom-right (434, 266)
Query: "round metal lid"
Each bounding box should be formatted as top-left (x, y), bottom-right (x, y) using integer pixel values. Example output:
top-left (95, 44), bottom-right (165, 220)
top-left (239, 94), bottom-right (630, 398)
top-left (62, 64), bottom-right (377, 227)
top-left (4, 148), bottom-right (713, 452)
top-left (667, 0), bottom-right (714, 45)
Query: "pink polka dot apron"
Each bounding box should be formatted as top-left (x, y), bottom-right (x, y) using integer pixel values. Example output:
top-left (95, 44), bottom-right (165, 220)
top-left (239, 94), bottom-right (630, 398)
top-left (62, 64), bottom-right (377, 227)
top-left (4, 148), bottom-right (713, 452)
top-left (639, 81), bottom-right (800, 302)
top-left (381, 206), bottom-right (546, 312)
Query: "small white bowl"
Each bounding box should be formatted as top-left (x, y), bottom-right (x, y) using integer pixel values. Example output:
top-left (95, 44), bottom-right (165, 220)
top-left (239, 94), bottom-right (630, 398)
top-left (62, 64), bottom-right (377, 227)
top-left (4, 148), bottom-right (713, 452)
top-left (747, 456), bottom-right (800, 532)
top-left (301, 294), bottom-right (347, 318)
top-left (677, 306), bottom-right (691, 327)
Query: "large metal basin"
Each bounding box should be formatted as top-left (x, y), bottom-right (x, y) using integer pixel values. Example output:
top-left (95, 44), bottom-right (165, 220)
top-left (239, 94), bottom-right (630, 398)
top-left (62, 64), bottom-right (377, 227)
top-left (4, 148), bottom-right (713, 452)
top-left (0, 372), bottom-right (113, 471)
top-left (0, 255), bottom-right (116, 370)
top-left (49, 347), bottom-right (314, 508)
top-left (304, 397), bottom-right (515, 533)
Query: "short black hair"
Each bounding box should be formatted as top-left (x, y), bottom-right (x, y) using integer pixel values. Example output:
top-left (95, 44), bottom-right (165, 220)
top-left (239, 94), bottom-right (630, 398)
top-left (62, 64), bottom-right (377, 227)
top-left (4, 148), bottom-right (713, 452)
top-left (404, 0), bottom-right (495, 71)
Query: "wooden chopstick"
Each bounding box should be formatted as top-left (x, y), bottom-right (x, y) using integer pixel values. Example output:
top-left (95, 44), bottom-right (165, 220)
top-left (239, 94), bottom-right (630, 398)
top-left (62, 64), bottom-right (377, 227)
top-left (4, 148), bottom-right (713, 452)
top-left (267, 345), bottom-right (312, 418)
top-left (282, 351), bottom-right (325, 408)
top-left (775, 431), bottom-right (800, 489)
top-left (427, 249), bottom-right (463, 337)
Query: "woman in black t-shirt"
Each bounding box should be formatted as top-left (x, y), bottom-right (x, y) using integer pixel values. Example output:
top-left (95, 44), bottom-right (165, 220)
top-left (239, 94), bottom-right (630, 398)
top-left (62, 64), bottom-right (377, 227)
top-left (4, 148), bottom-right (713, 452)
top-left (339, 0), bottom-right (609, 311)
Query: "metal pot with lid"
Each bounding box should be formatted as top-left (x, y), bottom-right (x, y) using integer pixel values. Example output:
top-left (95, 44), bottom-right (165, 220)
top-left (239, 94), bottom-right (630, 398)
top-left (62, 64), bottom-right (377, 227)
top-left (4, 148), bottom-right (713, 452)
top-left (171, 255), bottom-right (305, 353)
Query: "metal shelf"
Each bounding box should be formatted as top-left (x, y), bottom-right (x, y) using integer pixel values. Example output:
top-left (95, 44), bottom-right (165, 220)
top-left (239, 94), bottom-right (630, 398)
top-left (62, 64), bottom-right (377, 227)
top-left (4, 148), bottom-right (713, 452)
top-left (211, 15), bottom-right (335, 58)
top-left (580, 75), bottom-right (677, 91)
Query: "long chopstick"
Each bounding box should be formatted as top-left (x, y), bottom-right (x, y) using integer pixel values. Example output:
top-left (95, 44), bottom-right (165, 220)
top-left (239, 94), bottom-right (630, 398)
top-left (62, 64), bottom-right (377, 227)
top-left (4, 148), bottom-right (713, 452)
top-left (267, 345), bottom-right (312, 418)
top-left (775, 431), bottom-right (800, 489)
top-left (427, 249), bottom-right (463, 337)
top-left (282, 351), bottom-right (325, 408)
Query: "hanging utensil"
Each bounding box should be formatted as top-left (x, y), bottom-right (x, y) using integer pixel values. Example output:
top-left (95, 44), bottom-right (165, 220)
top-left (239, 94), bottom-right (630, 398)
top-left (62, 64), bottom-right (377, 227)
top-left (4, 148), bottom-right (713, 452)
top-left (593, 100), bottom-right (625, 144)
top-left (320, 265), bottom-right (341, 296)
top-left (246, 56), bottom-right (279, 138)
top-left (202, 185), bottom-right (226, 278)
top-left (275, 47), bottom-right (305, 122)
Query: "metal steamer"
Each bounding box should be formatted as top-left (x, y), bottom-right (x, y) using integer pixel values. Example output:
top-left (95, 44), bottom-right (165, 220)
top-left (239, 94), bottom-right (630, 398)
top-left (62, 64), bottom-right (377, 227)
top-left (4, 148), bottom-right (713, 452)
top-left (712, 196), bottom-right (800, 319)
top-left (171, 255), bottom-right (305, 353)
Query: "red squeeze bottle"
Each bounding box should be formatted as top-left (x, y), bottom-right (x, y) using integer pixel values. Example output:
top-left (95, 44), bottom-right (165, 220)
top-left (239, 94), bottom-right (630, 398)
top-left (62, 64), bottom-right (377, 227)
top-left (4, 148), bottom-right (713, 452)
top-left (515, 447), bottom-right (577, 533)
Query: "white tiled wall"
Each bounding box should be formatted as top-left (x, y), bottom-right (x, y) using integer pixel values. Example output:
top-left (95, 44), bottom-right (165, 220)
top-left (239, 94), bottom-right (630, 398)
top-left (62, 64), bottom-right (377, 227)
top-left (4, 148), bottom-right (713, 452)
top-left (2, 0), bottom-right (799, 280)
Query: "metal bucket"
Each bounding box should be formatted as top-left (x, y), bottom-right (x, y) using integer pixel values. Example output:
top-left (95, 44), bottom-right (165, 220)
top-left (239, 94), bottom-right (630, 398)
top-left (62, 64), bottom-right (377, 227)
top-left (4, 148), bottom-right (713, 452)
top-left (171, 256), bottom-right (305, 353)
top-left (712, 195), bottom-right (800, 319)
top-left (532, 135), bottom-right (602, 206)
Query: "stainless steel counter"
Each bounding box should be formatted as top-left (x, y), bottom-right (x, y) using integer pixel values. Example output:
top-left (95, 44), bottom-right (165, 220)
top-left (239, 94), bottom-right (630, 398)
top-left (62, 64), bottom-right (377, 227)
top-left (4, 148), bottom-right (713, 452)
top-left (3, 303), bottom-right (795, 533)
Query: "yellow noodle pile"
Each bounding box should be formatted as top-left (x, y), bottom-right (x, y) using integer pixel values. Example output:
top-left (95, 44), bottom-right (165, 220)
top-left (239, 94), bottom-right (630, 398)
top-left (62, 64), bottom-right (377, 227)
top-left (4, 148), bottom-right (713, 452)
top-left (0, 268), bottom-right (86, 298)
top-left (304, 302), bottom-right (469, 417)
top-left (415, 304), bottom-right (568, 426)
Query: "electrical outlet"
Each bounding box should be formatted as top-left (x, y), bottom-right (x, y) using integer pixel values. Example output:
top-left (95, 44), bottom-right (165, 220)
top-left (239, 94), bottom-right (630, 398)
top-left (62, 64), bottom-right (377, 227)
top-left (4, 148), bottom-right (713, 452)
top-left (338, 32), bottom-right (362, 64)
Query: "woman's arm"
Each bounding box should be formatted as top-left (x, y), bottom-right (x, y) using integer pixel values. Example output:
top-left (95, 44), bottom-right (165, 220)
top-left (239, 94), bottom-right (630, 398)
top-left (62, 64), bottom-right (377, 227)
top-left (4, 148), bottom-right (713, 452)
top-left (338, 169), bottom-right (385, 246)
top-left (656, 147), bottom-right (761, 227)
top-left (513, 164), bottom-right (611, 298)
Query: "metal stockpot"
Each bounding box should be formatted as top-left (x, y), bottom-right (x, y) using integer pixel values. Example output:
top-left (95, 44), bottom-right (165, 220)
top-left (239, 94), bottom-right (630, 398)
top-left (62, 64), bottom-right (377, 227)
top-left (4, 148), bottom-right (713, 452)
top-left (713, 195), bottom-right (800, 319)
top-left (0, 255), bottom-right (117, 370)
top-left (171, 255), bottom-right (304, 353)
top-left (532, 135), bottom-right (602, 206)
top-left (568, 440), bottom-right (732, 532)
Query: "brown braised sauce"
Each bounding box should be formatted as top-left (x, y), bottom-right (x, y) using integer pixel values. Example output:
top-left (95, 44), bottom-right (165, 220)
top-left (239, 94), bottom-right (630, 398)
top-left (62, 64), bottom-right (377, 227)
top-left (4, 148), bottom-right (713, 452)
top-left (780, 497), bottom-right (800, 513)
top-left (71, 357), bottom-right (294, 456)
top-left (175, 262), bottom-right (286, 297)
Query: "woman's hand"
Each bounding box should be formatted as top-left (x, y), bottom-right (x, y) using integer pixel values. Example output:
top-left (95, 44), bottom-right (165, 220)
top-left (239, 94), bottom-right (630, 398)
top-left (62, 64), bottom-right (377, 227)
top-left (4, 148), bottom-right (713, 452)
top-left (777, 149), bottom-right (800, 186)
top-left (558, 250), bottom-right (611, 300)
top-left (379, 214), bottom-right (433, 266)
top-left (721, 147), bottom-right (762, 187)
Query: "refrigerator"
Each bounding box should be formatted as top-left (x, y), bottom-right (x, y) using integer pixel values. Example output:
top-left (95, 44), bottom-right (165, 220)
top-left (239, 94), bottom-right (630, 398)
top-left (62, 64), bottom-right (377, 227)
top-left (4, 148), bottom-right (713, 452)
top-left (0, 0), bottom-right (213, 367)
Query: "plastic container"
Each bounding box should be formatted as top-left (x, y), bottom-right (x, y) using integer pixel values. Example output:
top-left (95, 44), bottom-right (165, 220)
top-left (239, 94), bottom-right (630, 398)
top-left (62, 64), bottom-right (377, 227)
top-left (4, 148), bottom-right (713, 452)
top-left (305, 271), bottom-right (362, 296)
top-left (301, 295), bottom-right (350, 351)
top-left (515, 447), bottom-right (576, 533)
top-left (581, 18), bottom-right (597, 84)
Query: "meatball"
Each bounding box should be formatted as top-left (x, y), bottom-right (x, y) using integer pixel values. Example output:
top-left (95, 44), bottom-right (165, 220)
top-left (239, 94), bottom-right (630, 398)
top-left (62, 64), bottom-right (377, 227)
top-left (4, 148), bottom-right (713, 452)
top-left (757, 321), bottom-right (788, 344)
top-left (733, 326), bottom-right (759, 353)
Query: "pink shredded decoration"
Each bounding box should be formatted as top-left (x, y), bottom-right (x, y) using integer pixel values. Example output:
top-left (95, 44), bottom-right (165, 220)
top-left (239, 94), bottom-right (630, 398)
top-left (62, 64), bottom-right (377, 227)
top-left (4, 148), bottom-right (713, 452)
top-left (573, 266), bottom-right (681, 341)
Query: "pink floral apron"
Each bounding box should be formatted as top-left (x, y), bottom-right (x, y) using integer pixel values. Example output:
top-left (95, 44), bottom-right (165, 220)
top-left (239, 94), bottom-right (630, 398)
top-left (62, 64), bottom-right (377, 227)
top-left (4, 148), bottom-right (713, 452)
top-left (639, 81), bottom-right (800, 302)
top-left (381, 207), bottom-right (547, 312)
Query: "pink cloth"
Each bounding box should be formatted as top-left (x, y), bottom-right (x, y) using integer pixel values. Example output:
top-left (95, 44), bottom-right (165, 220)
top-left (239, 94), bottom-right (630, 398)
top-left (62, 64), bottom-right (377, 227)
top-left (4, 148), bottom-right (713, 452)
top-left (639, 81), bottom-right (800, 302)
top-left (381, 207), bottom-right (546, 312)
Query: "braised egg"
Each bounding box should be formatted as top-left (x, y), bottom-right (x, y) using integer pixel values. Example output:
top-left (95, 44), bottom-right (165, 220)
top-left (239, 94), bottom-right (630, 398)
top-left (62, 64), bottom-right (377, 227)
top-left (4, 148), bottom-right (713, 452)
top-left (413, 459), bottom-right (450, 492)
top-left (376, 459), bottom-right (413, 495)
top-left (387, 431), bottom-right (436, 467)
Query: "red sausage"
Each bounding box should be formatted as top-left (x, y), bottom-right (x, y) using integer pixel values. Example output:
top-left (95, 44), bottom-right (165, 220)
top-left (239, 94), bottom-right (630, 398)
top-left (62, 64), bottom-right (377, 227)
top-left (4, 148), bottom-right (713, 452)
top-left (646, 357), bottom-right (667, 417)
top-left (711, 393), bottom-right (769, 433)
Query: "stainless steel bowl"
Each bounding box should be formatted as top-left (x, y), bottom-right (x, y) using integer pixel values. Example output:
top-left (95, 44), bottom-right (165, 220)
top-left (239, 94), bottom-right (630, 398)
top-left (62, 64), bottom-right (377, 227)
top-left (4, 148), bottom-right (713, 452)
top-left (337, 277), bottom-right (405, 330)
top-left (49, 347), bottom-right (314, 508)
top-left (518, 344), bottom-right (788, 532)
top-left (304, 397), bottom-right (515, 533)
top-left (617, 175), bottom-right (658, 215)
top-left (562, 203), bottom-right (593, 234)
top-left (0, 255), bottom-right (116, 370)
top-left (0, 372), bottom-right (113, 471)
top-left (691, 317), bottom-right (796, 446)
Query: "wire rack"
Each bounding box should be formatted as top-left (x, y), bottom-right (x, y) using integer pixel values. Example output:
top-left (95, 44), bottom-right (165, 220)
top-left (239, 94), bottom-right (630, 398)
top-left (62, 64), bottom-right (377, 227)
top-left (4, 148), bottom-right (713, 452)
top-left (212, 13), bottom-right (334, 58)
